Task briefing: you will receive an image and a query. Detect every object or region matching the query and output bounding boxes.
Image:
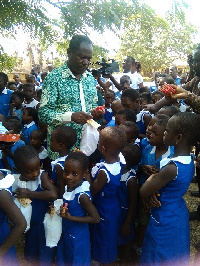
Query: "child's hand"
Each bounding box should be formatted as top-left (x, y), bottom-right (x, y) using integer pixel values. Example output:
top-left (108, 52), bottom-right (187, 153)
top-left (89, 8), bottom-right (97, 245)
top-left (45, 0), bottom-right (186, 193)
top-left (149, 192), bottom-right (161, 207)
top-left (120, 221), bottom-right (130, 237)
top-left (14, 188), bottom-right (30, 198)
top-left (60, 203), bottom-right (72, 220)
top-left (142, 165), bottom-right (159, 176)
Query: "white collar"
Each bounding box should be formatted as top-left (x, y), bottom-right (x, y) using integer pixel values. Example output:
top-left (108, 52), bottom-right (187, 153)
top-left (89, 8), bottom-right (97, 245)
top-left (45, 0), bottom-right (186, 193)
top-left (150, 146), bottom-right (172, 159)
top-left (160, 156), bottom-right (192, 169)
top-left (0, 174), bottom-right (15, 189)
top-left (24, 121), bottom-right (35, 128)
top-left (63, 181), bottom-right (90, 201)
top-left (1, 88), bottom-right (7, 94)
top-left (51, 155), bottom-right (68, 169)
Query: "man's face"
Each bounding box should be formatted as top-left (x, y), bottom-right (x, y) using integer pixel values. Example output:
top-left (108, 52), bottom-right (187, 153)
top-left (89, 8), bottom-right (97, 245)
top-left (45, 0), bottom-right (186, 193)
top-left (67, 42), bottom-right (93, 76)
top-left (13, 74), bottom-right (20, 83)
top-left (122, 58), bottom-right (132, 72)
top-left (193, 50), bottom-right (200, 77)
top-left (169, 66), bottom-right (177, 79)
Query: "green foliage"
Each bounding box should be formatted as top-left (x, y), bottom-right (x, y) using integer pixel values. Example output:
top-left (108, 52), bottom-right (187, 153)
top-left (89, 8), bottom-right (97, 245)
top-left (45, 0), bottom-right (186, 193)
top-left (0, 0), bottom-right (57, 47)
top-left (117, 2), bottom-right (197, 75)
top-left (0, 46), bottom-right (18, 72)
top-left (49, 0), bottom-right (139, 36)
top-left (53, 57), bottom-right (64, 68)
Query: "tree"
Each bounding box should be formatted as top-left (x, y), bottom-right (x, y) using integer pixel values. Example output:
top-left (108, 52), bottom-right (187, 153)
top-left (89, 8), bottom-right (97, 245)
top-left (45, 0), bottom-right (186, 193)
top-left (0, 46), bottom-right (18, 72)
top-left (117, 2), bottom-right (198, 75)
top-left (47, 0), bottom-right (139, 37)
top-left (0, 0), bottom-right (57, 46)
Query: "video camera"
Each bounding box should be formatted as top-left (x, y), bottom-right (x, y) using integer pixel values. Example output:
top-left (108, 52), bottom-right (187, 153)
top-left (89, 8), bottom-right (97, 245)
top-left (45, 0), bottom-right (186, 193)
top-left (91, 58), bottom-right (119, 77)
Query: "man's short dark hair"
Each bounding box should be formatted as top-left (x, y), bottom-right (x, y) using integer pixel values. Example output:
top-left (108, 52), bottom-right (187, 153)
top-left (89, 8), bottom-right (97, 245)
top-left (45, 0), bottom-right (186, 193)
top-left (69, 35), bottom-right (92, 52)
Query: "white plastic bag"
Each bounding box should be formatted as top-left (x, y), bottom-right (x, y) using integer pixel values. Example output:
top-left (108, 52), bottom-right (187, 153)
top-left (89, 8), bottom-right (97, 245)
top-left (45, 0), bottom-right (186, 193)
top-left (13, 177), bottom-right (32, 233)
top-left (80, 122), bottom-right (99, 156)
top-left (43, 199), bottom-right (63, 248)
top-left (14, 198), bottom-right (32, 233)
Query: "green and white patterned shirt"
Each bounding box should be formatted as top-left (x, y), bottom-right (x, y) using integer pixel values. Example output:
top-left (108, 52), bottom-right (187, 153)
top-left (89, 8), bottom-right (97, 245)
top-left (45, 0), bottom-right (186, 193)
top-left (38, 62), bottom-right (98, 159)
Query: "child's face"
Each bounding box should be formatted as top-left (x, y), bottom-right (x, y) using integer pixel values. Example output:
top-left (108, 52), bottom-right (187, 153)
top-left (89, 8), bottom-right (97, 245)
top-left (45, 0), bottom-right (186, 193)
top-left (30, 131), bottom-right (43, 150)
top-left (10, 84), bottom-right (17, 91)
top-left (19, 157), bottom-right (40, 181)
top-left (23, 87), bottom-right (35, 100)
top-left (149, 123), bottom-right (165, 147)
top-left (163, 118), bottom-right (176, 146)
top-left (104, 92), bottom-right (115, 106)
top-left (121, 96), bottom-right (139, 112)
top-left (121, 80), bottom-right (131, 90)
top-left (157, 77), bottom-right (165, 88)
top-left (11, 95), bottom-right (23, 108)
top-left (140, 98), bottom-right (148, 111)
top-left (21, 109), bottom-right (30, 123)
top-left (146, 117), bottom-right (157, 139)
top-left (63, 159), bottom-right (84, 188)
top-left (50, 130), bottom-right (60, 152)
top-left (115, 114), bottom-right (126, 127)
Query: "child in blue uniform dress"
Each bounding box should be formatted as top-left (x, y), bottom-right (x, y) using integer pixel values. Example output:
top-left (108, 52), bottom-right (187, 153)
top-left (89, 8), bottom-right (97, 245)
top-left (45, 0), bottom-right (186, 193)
top-left (56, 152), bottom-right (100, 266)
top-left (90, 127), bottom-right (127, 264)
top-left (0, 170), bottom-right (26, 265)
top-left (0, 72), bottom-right (13, 117)
top-left (103, 90), bottom-right (115, 124)
top-left (118, 144), bottom-right (141, 263)
top-left (13, 145), bottom-right (57, 265)
top-left (50, 125), bottom-right (77, 198)
top-left (139, 115), bottom-right (165, 153)
top-left (9, 91), bottom-right (24, 121)
top-left (140, 112), bottom-right (200, 265)
top-left (21, 107), bottom-right (38, 144)
top-left (137, 115), bottom-right (174, 255)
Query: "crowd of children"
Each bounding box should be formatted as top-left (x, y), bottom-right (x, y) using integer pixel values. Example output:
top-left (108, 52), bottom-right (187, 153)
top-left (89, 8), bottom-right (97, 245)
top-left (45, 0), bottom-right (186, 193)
top-left (1, 62), bottom-right (200, 266)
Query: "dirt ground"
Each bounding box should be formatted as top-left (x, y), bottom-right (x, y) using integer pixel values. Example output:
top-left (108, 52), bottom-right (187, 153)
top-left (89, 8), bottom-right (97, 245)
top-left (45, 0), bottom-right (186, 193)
top-left (185, 182), bottom-right (200, 264)
top-left (14, 182), bottom-right (200, 265)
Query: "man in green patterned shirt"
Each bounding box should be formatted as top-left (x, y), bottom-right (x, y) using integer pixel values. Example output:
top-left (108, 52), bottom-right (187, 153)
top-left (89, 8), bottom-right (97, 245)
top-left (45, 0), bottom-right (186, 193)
top-left (38, 35), bottom-right (101, 159)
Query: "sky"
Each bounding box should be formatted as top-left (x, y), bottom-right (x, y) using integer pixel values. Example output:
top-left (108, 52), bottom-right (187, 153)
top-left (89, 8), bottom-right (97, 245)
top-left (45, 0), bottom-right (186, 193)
top-left (2, 0), bottom-right (200, 59)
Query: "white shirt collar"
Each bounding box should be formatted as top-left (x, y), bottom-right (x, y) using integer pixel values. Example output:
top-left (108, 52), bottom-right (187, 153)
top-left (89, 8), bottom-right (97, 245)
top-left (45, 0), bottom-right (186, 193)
top-left (24, 121), bottom-right (35, 128)
top-left (1, 88), bottom-right (7, 94)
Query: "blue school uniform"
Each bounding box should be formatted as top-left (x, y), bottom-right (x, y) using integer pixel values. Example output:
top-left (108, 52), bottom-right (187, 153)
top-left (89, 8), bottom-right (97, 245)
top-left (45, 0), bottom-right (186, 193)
top-left (22, 121), bottom-right (38, 144)
top-left (136, 110), bottom-right (153, 135)
top-left (0, 174), bottom-right (18, 266)
top-left (51, 155), bottom-right (67, 185)
top-left (6, 140), bottom-right (25, 173)
top-left (90, 161), bottom-right (123, 264)
top-left (8, 107), bottom-right (23, 121)
top-left (118, 168), bottom-right (137, 245)
top-left (0, 88), bottom-right (13, 117)
top-left (140, 156), bottom-right (194, 265)
top-left (56, 181), bottom-right (91, 266)
top-left (140, 137), bottom-right (150, 153)
top-left (21, 170), bottom-right (55, 265)
top-left (104, 107), bottom-right (113, 124)
top-left (140, 145), bottom-right (174, 185)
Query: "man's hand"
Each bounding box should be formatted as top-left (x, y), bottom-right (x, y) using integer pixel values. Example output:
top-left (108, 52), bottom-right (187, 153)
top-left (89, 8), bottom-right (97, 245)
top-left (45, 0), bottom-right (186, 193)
top-left (71, 111), bottom-right (92, 125)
